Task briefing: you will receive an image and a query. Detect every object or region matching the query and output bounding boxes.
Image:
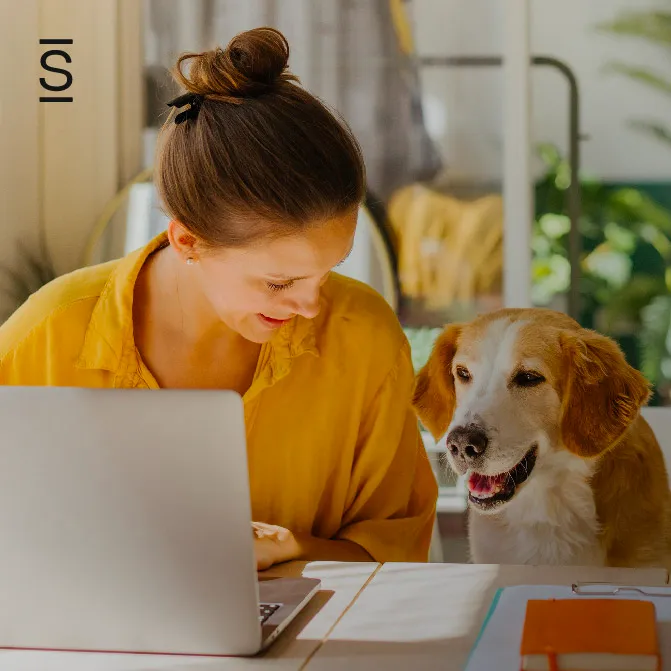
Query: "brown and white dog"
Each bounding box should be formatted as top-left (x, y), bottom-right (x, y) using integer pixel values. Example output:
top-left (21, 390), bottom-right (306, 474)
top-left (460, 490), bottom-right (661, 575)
top-left (413, 308), bottom-right (671, 568)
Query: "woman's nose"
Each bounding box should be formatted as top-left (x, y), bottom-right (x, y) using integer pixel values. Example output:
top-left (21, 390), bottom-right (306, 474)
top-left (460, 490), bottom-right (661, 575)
top-left (289, 286), bottom-right (321, 320)
top-left (294, 298), bottom-right (320, 320)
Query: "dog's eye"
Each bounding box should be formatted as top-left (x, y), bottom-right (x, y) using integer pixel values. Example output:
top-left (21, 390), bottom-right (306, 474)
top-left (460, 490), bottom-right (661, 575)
top-left (455, 366), bottom-right (472, 382)
top-left (514, 371), bottom-right (545, 387)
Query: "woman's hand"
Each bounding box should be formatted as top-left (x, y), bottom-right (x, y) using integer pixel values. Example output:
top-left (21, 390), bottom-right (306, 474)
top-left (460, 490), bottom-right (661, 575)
top-left (252, 522), bottom-right (300, 571)
top-left (252, 522), bottom-right (373, 569)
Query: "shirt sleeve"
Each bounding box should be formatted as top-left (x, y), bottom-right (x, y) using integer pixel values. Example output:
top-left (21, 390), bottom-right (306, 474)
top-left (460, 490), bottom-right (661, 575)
top-left (335, 340), bottom-right (439, 562)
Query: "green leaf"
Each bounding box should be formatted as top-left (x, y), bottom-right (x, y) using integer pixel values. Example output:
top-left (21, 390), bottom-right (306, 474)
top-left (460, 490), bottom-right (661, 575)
top-left (640, 295), bottom-right (671, 385)
top-left (604, 221), bottom-right (636, 253)
top-left (531, 233), bottom-right (552, 257)
top-left (608, 188), bottom-right (671, 239)
top-left (0, 242), bottom-right (57, 320)
top-left (531, 255), bottom-right (570, 305)
top-left (539, 213), bottom-right (571, 240)
top-left (604, 62), bottom-right (671, 97)
top-left (536, 142), bottom-right (562, 170)
top-left (628, 119), bottom-right (671, 147)
top-left (583, 244), bottom-right (632, 289)
top-left (603, 275), bottom-right (667, 330)
top-left (597, 11), bottom-right (671, 48)
top-left (403, 327), bottom-right (443, 372)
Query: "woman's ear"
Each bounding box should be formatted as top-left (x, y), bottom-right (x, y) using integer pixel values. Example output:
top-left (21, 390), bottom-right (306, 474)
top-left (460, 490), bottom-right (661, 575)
top-left (559, 328), bottom-right (651, 458)
top-left (167, 220), bottom-right (199, 263)
top-left (412, 324), bottom-right (462, 441)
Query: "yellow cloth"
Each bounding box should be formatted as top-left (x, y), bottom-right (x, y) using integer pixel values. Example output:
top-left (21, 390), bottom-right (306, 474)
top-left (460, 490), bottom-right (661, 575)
top-left (0, 233), bottom-right (438, 562)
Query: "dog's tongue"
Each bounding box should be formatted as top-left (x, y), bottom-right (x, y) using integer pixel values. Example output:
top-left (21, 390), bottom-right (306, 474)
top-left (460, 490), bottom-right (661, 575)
top-left (468, 472), bottom-right (507, 498)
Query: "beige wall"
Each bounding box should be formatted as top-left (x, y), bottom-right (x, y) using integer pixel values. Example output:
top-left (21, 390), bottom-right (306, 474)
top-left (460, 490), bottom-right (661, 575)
top-left (0, 0), bottom-right (143, 318)
top-left (0, 1), bottom-right (41, 318)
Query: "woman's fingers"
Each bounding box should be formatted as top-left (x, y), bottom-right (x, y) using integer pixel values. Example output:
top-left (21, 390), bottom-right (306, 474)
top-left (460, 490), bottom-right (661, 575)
top-left (251, 523), bottom-right (299, 570)
top-left (252, 521), bottom-right (291, 541)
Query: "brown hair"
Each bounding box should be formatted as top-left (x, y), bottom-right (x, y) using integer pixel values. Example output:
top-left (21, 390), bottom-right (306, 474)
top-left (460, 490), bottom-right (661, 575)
top-left (155, 27), bottom-right (366, 247)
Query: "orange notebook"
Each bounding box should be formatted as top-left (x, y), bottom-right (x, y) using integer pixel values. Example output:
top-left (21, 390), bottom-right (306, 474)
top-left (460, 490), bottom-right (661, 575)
top-left (520, 599), bottom-right (660, 671)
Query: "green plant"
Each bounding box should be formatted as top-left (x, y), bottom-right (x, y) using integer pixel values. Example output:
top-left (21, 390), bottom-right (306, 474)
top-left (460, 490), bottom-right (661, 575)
top-left (593, 6), bottom-right (671, 395)
top-left (598, 8), bottom-right (671, 148)
top-left (640, 295), bottom-right (671, 388)
top-left (533, 142), bottom-right (671, 400)
top-left (0, 242), bottom-right (57, 322)
top-left (404, 142), bottom-right (671, 388)
top-left (403, 326), bottom-right (443, 372)
top-left (534, 143), bottom-right (671, 322)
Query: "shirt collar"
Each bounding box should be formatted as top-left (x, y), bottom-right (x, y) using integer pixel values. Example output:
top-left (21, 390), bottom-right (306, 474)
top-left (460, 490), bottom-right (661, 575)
top-left (76, 232), bottom-right (319, 379)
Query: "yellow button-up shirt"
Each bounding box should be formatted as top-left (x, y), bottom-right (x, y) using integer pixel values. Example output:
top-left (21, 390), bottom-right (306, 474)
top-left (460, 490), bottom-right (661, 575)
top-left (0, 233), bottom-right (437, 561)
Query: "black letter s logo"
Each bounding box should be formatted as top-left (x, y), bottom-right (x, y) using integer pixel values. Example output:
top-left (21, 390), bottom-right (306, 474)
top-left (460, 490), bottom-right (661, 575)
top-left (40, 50), bottom-right (72, 92)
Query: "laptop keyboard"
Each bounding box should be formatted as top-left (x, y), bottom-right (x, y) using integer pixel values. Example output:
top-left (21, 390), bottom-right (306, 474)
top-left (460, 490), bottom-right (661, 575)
top-left (259, 603), bottom-right (282, 624)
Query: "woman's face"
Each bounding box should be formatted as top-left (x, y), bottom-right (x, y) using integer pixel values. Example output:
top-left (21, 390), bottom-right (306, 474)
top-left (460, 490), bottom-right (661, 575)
top-left (178, 211), bottom-right (358, 343)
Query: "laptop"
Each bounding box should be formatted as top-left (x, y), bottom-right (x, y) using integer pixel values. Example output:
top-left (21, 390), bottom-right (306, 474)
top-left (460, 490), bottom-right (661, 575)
top-left (0, 386), bottom-right (320, 656)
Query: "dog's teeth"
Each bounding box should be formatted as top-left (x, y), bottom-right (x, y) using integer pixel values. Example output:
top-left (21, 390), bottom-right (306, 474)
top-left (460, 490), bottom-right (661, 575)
top-left (469, 477), bottom-right (505, 499)
top-left (469, 472), bottom-right (506, 496)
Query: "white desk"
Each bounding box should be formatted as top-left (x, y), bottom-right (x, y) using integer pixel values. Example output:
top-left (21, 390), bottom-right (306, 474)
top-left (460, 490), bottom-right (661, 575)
top-left (306, 562), bottom-right (669, 670)
top-left (2, 562), bottom-right (666, 670)
top-left (0, 561), bottom-right (379, 671)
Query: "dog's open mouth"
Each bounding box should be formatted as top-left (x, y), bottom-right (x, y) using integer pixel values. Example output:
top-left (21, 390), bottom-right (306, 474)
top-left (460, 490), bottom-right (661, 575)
top-left (467, 444), bottom-right (538, 510)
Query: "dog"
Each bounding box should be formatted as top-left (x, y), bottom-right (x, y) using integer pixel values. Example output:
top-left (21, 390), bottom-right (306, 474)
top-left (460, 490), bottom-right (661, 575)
top-left (412, 307), bottom-right (671, 568)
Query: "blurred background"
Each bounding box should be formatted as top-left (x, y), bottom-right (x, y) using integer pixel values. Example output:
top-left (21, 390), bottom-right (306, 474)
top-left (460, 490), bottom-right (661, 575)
top-left (2, 0), bottom-right (671, 561)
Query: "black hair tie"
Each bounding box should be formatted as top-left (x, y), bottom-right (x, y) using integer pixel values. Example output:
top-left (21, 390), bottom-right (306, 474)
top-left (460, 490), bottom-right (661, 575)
top-left (166, 92), bottom-right (204, 124)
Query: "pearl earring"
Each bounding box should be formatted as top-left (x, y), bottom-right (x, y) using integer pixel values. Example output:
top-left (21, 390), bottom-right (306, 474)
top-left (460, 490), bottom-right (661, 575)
top-left (186, 257), bottom-right (195, 266)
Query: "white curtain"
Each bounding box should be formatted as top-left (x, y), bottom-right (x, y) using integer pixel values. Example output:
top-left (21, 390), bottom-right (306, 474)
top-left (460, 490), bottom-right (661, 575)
top-left (143, 0), bottom-right (442, 201)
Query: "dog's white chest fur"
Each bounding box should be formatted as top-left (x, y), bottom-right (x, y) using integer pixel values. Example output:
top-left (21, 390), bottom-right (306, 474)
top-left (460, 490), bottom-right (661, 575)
top-left (467, 450), bottom-right (605, 566)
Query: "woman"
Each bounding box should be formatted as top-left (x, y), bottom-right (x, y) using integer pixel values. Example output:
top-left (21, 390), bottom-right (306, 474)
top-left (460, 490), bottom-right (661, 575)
top-left (0, 28), bottom-right (437, 569)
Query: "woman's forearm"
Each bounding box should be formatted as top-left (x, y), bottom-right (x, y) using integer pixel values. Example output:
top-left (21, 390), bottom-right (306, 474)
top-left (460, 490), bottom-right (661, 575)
top-left (292, 534), bottom-right (373, 562)
top-left (253, 522), bottom-right (374, 570)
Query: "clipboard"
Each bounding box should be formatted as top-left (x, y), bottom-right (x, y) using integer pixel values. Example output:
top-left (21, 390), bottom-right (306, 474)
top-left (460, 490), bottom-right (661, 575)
top-left (465, 583), bottom-right (671, 671)
top-left (572, 582), bottom-right (671, 597)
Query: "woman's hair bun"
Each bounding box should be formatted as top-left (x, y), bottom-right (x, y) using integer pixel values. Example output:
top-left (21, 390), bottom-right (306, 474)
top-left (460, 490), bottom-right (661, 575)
top-left (173, 27), bottom-right (298, 102)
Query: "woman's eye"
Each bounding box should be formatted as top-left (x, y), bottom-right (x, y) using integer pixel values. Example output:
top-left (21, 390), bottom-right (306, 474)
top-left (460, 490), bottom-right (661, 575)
top-left (514, 371), bottom-right (545, 387)
top-left (455, 366), bottom-right (471, 382)
top-left (267, 281), bottom-right (294, 293)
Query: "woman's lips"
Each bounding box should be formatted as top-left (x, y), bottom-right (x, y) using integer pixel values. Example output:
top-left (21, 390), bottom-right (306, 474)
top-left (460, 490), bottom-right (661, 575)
top-left (258, 314), bottom-right (291, 328)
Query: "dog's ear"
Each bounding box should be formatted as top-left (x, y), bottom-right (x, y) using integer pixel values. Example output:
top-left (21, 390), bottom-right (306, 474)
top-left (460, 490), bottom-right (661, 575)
top-left (412, 324), bottom-right (462, 441)
top-left (559, 328), bottom-right (651, 458)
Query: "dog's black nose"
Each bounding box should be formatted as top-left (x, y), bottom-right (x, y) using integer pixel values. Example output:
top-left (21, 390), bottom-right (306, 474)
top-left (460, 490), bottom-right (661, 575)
top-left (446, 425), bottom-right (489, 463)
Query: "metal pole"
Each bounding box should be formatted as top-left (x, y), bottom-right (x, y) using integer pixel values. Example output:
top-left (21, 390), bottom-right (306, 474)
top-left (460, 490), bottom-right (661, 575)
top-left (502, 0), bottom-right (532, 309)
top-left (534, 57), bottom-right (582, 321)
top-left (416, 54), bottom-right (583, 320)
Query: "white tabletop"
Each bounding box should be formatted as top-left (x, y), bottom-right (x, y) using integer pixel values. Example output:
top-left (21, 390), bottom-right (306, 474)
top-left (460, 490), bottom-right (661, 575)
top-left (2, 561), bottom-right (666, 670)
top-left (306, 562), bottom-right (669, 670)
top-left (0, 561), bottom-right (379, 671)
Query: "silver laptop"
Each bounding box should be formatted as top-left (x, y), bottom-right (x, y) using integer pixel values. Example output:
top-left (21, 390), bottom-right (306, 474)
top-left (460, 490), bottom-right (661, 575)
top-left (0, 386), bottom-right (320, 656)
